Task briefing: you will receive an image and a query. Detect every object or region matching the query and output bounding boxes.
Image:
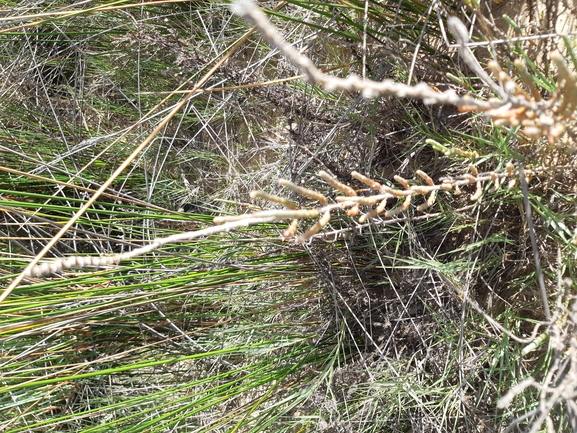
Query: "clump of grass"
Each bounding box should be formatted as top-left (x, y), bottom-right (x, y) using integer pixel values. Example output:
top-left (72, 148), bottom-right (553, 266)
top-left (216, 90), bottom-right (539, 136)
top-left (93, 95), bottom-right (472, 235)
top-left (2, 0), bottom-right (577, 432)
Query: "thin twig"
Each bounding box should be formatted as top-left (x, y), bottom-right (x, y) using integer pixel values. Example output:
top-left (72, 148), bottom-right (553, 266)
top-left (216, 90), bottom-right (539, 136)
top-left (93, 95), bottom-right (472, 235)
top-left (447, 17), bottom-right (505, 97)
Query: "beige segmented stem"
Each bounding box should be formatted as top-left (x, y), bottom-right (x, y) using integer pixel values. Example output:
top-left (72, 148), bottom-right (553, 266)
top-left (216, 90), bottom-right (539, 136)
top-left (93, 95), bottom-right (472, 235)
top-left (416, 170), bottom-right (434, 186)
top-left (279, 179), bottom-right (328, 205)
top-left (384, 196), bottom-right (411, 218)
top-left (318, 170), bottom-right (357, 196)
top-left (359, 198), bottom-right (388, 223)
top-left (351, 171), bottom-right (381, 190)
top-left (250, 191), bottom-right (297, 209)
top-left (296, 211), bottom-right (331, 244)
top-left (417, 191), bottom-right (437, 212)
top-left (394, 175), bottom-right (410, 190)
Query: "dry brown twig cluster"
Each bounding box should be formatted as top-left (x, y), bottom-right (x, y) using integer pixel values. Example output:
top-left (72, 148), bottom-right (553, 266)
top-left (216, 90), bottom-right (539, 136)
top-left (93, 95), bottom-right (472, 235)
top-left (232, 0), bottom-right (576, 146)
top-left (468, 53), bottom-right (577, 145)
top-left (22, 162), bottom-right (537, 277)
top-left (215, 164), bottom-right (526, 245)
